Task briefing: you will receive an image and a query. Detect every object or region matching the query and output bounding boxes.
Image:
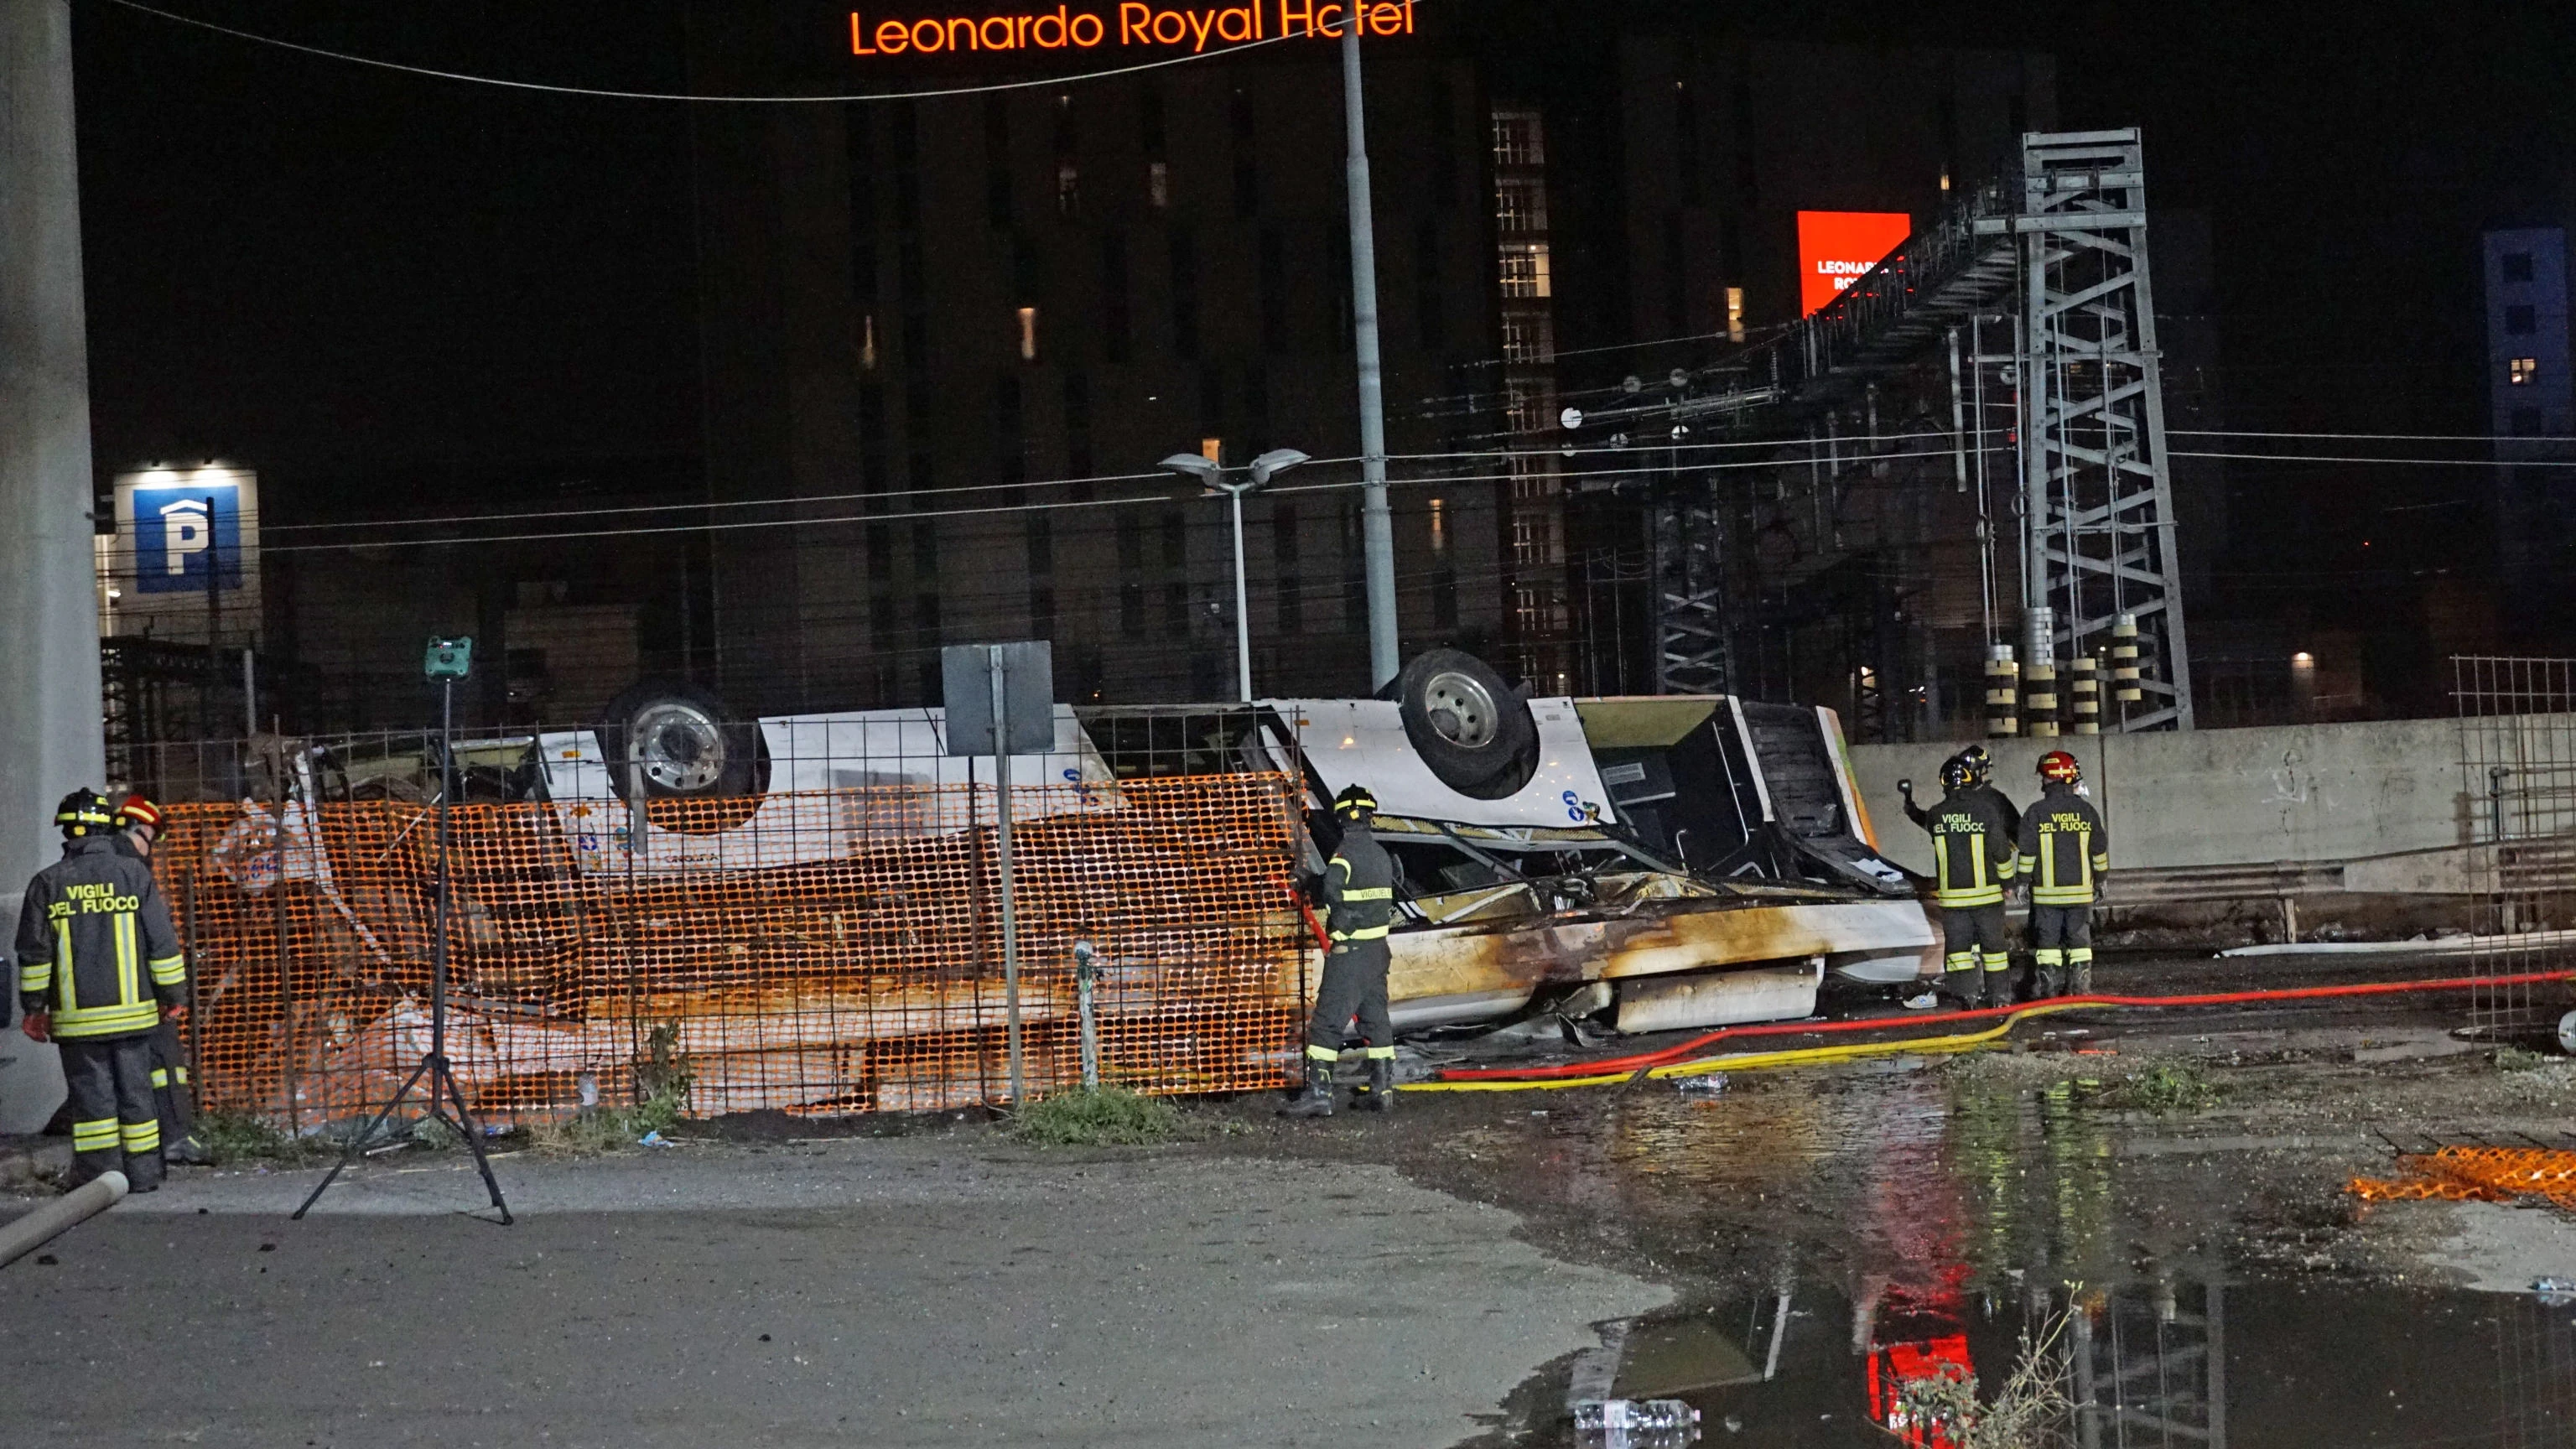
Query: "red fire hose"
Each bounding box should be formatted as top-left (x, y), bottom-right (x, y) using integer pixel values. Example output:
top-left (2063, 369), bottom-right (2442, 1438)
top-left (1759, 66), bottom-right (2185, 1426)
top-left (1435, 968), bottom-right (2576, 1084)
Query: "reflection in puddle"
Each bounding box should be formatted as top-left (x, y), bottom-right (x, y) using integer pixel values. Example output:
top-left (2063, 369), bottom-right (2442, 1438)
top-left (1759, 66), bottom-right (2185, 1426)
top-left (1471, 1064), bottom-right (2576, 1446)
top-left (1535, 1277), bottom-right (2576, 1448)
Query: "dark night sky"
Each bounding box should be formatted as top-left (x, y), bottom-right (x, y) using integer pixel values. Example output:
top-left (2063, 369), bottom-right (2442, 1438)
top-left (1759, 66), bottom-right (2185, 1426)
top-left (69, 1), bottom-right (2576, 573)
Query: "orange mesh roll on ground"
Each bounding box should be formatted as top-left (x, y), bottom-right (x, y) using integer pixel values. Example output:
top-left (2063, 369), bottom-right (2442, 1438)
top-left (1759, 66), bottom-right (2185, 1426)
top-left (2351, 1145), bottom-right (2576, 1208)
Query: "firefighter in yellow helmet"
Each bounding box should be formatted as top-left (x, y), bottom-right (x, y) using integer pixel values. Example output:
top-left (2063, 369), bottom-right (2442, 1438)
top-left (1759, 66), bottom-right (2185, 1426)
top-left (13, 789), bottom-right (190, 1191)
top-left (2018, 750), bottom-right (2110, 997)
top-left (1283, 785), bottom-right (1397, 1118)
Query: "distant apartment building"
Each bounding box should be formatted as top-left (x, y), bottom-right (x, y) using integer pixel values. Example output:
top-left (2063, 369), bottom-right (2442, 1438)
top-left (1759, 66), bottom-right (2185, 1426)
top-left (683, 3), bottom-right (2057, 715)
top-left (2485, 227), bottom-right (2573, 641)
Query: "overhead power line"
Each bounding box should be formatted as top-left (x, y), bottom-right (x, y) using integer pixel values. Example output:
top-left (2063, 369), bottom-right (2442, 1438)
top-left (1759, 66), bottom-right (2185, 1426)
top-left (101, 444), bottom-right (2025, 560)
top-left (94, 0), bottom-right (1298, 103)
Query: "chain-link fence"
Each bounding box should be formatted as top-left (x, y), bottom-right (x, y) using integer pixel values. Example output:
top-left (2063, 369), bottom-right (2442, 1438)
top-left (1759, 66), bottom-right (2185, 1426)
top-left (157, 770), bottom-right (1311, 1132)
top-left (2453, 657), bottom-right (2576, 1039)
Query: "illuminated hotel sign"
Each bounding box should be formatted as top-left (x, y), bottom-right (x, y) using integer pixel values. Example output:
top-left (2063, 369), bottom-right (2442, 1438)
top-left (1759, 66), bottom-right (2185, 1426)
top-left (850, 2), bottom-right (1415, 55)
top-left (1796, 210), bottom-right (1913, 315)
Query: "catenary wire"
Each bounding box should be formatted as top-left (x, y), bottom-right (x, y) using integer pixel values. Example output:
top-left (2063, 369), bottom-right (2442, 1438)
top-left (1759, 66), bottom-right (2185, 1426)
top-left (92, 0), bottom-right (1303, 104)
top-left (128, 444), bottom-right (2023, 557)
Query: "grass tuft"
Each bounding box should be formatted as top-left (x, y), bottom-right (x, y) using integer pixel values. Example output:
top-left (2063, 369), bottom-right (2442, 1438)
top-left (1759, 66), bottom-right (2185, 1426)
top-left (195, 1109), bottom-right (333, 1167)
top-left (527, 1083), bottom-right (690, 1156)
top-left (2496, 1046), bottom-right (2550, 1073)
top-left (1008, 1087), bottom-right (1183, 1146)
top-left (1896, 1306), bottom-right (2079, 1449)
top-left (2090, 1062), bottom-right (2224, 1113)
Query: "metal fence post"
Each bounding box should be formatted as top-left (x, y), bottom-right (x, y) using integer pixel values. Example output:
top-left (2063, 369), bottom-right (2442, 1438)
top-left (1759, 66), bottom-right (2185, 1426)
top-left (1074, 940), bottom-right (1099, 1091)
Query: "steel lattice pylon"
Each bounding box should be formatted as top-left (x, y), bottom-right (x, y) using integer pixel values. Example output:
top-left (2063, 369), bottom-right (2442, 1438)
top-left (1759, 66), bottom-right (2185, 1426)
top-left (1651, 475), bottom-right (1731, 693)
top-left (1994, 129), bottom-right (2195, 730)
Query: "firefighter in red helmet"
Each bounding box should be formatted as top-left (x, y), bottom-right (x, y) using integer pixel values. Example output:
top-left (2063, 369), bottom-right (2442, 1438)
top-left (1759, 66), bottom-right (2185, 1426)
top-left (2018, 751), bottom-right (2110, 997)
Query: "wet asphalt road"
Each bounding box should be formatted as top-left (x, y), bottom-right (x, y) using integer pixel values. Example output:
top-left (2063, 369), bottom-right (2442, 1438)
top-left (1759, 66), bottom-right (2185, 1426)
top-left (0, 1140), bottom-right (1661, 1448)
top-left (8, 947), bottom-right (2573, 1446)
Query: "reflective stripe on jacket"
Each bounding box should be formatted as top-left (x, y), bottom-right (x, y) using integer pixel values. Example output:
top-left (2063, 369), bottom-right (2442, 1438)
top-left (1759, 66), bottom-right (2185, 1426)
top-left (1322, 828), bottom-right (1396, 944)
top-left (2018, 785), bottom-right (2111, 906)
top-left (14, 835), bottom-right (187, 1039)
top-left (1923, 792), bottom-right (2018, 908)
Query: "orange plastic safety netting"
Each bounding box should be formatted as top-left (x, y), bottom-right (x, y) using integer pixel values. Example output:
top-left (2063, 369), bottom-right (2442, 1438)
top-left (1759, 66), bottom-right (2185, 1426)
top-left (2351, 1145), bottom-right (2576, 1208)
top-left (150, 774), bottom-right (1312, 1130)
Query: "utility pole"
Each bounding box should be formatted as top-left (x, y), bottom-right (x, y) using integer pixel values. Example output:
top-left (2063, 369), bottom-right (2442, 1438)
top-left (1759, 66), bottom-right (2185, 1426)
top-left (1340, 23), bottom-right (1399, 688)
top-left (0, 0), bottom-right (104, 1134)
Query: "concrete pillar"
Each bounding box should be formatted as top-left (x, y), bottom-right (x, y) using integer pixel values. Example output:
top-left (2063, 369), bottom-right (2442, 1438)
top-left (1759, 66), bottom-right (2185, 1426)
top-left (0, 0), bottom-right (101, 1131)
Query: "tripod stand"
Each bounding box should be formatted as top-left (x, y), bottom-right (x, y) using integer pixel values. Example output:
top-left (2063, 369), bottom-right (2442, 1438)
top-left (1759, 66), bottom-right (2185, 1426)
top-left (295, 667), bottom-right (511, 1223)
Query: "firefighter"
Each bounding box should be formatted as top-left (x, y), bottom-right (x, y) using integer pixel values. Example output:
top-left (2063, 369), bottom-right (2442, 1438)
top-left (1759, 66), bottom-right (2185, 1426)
top-left (112, 794), bottom-right (208, 1166)
top-left (1898, 745), bottom-right (2017, 832)
top-left (2018, 751), bottom-right (2110, 997)
top-left (1282, 785), bottom-right (1397, 1118)
top-left (13, 789), bottom-right (190, 1192)
top-left (1913, 757), bottom-right (2017, 1010)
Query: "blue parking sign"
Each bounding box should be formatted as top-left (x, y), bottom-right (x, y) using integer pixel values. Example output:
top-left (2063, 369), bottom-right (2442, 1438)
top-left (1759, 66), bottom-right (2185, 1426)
top-left (132, 482), bottom-right (244, 594)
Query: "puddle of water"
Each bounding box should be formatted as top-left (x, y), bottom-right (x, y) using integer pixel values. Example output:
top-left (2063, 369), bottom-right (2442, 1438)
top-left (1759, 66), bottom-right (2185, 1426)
top-left (1444, 1067), bottom-right (2143, 1292)
top-left (1513, 1275), bottom-right (2575, 1447)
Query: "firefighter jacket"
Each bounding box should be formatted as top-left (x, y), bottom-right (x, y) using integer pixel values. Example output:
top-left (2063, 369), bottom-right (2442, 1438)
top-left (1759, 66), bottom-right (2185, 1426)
top-left (2018, 784), bottom-right (2111, 906)
top-left (1322, 828), bottom-right (1396, 946)
top-left (14, 834), bottom-right (187, 1040)
top-left (1920, 790), bottom-right (2018, 908)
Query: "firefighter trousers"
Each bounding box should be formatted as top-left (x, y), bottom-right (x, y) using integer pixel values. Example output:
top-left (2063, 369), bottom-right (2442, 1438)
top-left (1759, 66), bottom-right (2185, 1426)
top-left (2029, 904), bottom-right (2095, 997)
top-left (59, 1034), bottom-right (164, 1190)
top-left (1305, 938), bottom-right (1394, 1064)
top-left (148, 1016), bottom-right (197, 1153)
top-left (1938, 903), bottom-right (2012, 1005)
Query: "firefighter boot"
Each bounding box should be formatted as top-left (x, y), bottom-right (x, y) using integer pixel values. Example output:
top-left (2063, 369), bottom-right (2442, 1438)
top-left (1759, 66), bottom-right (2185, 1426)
top-left (1353, 1054), bottom-right (1395, 1113)
top-left (1940, 969), bottom-right (1982, 1012)
top-left (1279, 1057), bottom-right (1337, 1118)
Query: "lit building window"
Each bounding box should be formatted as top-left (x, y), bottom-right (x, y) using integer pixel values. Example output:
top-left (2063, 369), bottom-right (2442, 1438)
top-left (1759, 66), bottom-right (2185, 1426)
top-left (860, 313), bottom-right (878, 371)
top-left (1429, 497), bottom-right (1447, 556)
top-left (1199, 436), bottom-right (1223, 463)
top-left (1017, 306), bottom-right (1039, 361)
top-left (1725, 286), bottom-right (1745, 343)
top-left (2511, 356), bottom-right (2539, 386)
top-left (1491, 110), bottom-right (1545, 168)
top-left (1498, 242), bottom-right (1553, 299)
top-left (1147, 161), bottom-right (1170, 210)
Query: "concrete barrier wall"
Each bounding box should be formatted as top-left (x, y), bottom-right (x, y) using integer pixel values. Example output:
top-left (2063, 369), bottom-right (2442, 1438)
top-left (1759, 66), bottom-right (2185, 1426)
top-left (1851, 718), bottom-right (2480, 875)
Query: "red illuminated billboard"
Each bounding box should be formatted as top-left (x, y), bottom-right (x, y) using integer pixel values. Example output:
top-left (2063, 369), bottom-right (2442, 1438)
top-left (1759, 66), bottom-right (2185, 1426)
top-left (1798, 210), bottom-right (1912, 315)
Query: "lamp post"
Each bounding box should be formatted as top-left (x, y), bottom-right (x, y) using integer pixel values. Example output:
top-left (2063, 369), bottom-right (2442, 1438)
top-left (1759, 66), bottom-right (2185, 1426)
top-left (1159, 448), bottom-right (1309, 701)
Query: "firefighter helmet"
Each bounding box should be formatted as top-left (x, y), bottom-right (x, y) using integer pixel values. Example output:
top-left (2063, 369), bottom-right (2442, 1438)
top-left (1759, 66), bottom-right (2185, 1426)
top-left (1332, 784), bottom-right (1378, 821)
top-left (1939, 757), bottom-right (1976, 793)
top-left (115, 793), bottom-right (164, 836)
top-left (1959, 744), bottom-right (1994, 784)
top-left (2038, 750), bottom-right (2081, 785)
top-left (55, 788), bottom-right (113, 837)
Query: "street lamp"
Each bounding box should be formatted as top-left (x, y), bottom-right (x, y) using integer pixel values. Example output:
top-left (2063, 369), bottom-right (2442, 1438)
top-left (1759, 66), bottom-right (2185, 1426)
top-left (1159, 447), bottom-right (1309, 702)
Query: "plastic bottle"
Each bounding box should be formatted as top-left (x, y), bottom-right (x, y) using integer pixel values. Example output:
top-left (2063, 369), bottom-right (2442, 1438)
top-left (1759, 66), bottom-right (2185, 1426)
top-left (1573, 1399), bottom-right (1701, 1432)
